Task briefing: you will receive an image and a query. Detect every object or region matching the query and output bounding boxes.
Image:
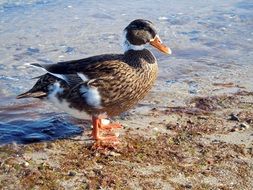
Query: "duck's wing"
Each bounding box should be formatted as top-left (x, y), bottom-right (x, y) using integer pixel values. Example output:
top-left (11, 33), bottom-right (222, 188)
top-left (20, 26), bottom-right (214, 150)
top-left (30, 53), bottom-right (137, 109)
top-left (31, 54), bottom-right (124, 75)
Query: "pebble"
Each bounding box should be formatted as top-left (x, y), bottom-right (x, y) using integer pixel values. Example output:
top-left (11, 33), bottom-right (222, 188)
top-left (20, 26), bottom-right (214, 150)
top-left (228, 113), bottom-right (240, 121)
top-left (248, 147), bottom-right (253, 155)
top-left (182, 184), bottom-right (192, 189)
top-left (231, 127), bottom-right (239, 132)
top-left (240, 123), bottom-right (250, 129)
top-left (231, 123), bottom-right (250, 132)
top-left (108, 151), bottom-right (121, 157)
top-left (246, 119), bottom-right (253, 124)
top-left (68, 171), bottom-right (76, 176)
top-left (197, 115), bottom-right (208, 120)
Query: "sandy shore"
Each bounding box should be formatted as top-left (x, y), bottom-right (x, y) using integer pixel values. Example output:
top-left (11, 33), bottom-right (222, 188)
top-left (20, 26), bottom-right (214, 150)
top-left (0, 89), bottom-right (252, 190)
top-left (0, 0), bottom-right (252, 189)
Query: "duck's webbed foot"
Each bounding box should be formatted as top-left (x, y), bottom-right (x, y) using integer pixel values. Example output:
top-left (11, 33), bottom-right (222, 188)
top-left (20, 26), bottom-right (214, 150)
top-left (91, 115), bottom-right (121, 145)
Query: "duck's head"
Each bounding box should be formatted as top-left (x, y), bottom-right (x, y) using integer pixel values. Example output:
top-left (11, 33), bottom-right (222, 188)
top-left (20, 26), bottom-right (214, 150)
top-left (123, 19), bottom-right (171, 55)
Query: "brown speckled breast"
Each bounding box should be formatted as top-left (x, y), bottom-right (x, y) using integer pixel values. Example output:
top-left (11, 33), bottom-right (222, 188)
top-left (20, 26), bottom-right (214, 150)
top-left (100, 50), bottom-right (158, 116)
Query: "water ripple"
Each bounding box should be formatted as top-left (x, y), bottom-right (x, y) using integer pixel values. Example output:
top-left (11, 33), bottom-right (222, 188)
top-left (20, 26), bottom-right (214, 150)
top-left (0, 116), bottom-right (83, 144)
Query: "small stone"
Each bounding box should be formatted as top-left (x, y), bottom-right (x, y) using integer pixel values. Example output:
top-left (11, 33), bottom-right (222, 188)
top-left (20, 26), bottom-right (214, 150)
top-left (197, 116), bottom-right (208, 120)
top-left (230, 127), bottom-right (238, 132)
top-left (212, 139), bottom-right (221, 143)
top-left (187, 120), bottom-right (194, 124)
top-left (228, 113), bottom-right (240, 122)
top-left (206, 158), bottom-right (214, 165)
top-left (93, 169), bottom-right (102, 175)
top-left (109, 151), bottom-right (121, 157)
top-left (246, 119), bottom-right (252, 124)
top-left (151, 107), bottom-right (157, 111)
top-left (248, 147), bottom-right (253, 155)
top-left (68, 171), bottom-right (76, 176)
top-left (24, 162), bottom-right (29, 167)
top-left (182, 184), bottom-right (192, 189)
top-left (240, 123), bottom-right (250, 129)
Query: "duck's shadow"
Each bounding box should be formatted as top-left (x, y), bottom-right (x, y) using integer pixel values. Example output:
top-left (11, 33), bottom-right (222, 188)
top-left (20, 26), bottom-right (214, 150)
top-left (0, 98), bottom-right (89, 145)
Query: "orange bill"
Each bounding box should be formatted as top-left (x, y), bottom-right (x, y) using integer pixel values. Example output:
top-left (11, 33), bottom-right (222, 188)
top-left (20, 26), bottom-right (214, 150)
top-left (150, 36), bottom-right (172, 55)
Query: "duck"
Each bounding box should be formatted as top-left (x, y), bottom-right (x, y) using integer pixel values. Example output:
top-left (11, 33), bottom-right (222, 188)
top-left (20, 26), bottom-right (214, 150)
top-left (16, 19), bottom-right (171, 143)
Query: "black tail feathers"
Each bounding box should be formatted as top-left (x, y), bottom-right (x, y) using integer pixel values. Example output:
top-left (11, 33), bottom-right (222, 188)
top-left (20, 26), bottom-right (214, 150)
top-left (16, 91), bottom-right (47, 99)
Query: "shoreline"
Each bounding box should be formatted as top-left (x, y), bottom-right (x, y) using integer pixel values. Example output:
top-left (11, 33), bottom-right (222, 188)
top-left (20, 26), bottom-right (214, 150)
top-left (0, 91), bottom-right (252, 189)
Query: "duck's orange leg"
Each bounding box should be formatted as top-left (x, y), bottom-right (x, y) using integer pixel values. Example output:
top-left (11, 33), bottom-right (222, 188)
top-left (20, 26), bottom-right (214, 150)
top-left (91, 116), bottom-right (121, 142)
top-left (97, 115), bottom-right (122, 131)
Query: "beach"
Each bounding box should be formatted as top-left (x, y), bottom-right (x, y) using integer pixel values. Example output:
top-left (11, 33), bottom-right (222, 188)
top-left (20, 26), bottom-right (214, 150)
top-left (0, 0), bottom-right (252, 189)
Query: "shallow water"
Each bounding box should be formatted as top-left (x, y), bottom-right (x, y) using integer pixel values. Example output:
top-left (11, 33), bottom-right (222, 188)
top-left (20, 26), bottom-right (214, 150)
top-left (0, 0), bottom-right (252, 144)
top-left (0, 97), bottom-right (83, 144)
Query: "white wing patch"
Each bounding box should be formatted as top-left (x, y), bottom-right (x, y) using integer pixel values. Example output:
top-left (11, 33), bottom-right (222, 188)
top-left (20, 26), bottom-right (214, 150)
top-left (29, 63), bottom-right (68, 82)
top-left (77, 73), bottom-right (89, 81)
top-left (47, 82), bottom-right (89, 119)
top-left (80, 85), bottom-right (102, 108)
top-left (50, 73), bottom-right (68, 82)
top-left (48, 82), bottom-right (63, 95)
